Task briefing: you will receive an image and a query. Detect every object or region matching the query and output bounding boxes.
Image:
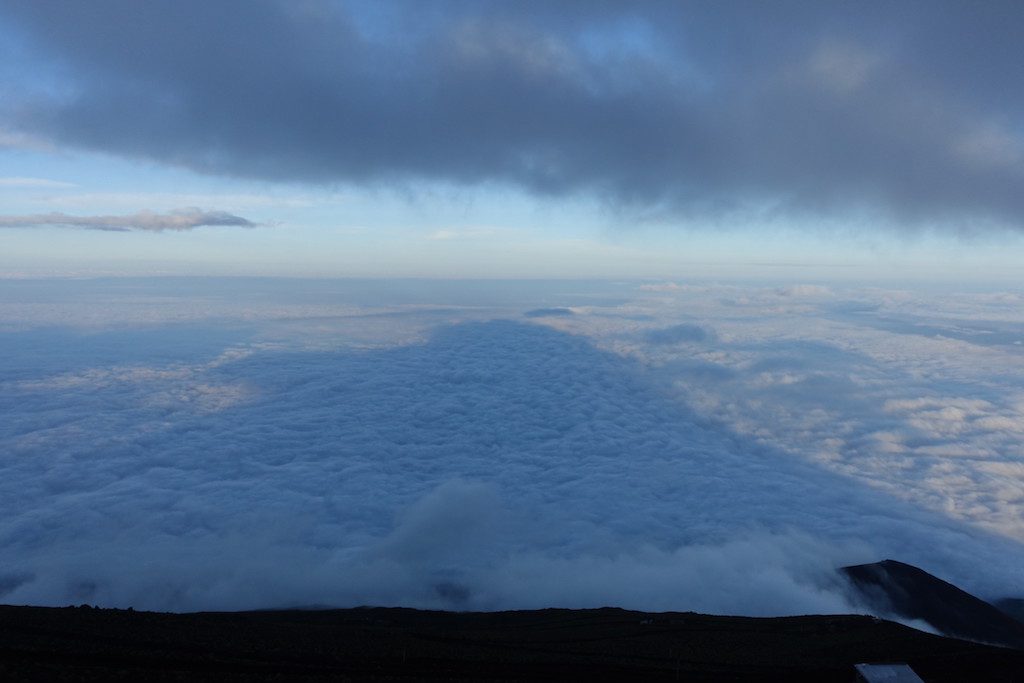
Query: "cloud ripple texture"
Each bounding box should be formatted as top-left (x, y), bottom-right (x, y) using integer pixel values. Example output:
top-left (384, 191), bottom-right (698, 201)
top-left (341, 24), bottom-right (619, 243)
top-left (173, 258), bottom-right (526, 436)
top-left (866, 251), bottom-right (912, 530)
top-left (2, 320), bottom-right (1022, 613)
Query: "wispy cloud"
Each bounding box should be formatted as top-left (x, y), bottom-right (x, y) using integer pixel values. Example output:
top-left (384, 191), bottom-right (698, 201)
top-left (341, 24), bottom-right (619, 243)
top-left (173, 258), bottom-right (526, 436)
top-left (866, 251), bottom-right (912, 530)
top-left (427, 227), bottom-right (500, 241)
top-left (0, 208), bottom-right (258, 232)
top-left (0, 128), bottom-right (55, 152)
top-left (0, 177), bottom-right (76, 189)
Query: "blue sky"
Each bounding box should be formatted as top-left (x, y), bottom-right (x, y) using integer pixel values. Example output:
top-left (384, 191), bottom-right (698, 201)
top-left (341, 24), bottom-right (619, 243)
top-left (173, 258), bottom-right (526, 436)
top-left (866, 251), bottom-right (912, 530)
top-left (2, 1), bottom-right (1024, 280)
top-left (2, 145), bottom-right (1021, 280)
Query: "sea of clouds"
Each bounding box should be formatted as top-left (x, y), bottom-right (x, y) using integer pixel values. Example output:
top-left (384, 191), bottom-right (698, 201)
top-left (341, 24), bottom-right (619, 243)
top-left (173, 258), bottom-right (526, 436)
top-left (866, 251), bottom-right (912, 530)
top-left (1, 278), bottom-right (1023, 615)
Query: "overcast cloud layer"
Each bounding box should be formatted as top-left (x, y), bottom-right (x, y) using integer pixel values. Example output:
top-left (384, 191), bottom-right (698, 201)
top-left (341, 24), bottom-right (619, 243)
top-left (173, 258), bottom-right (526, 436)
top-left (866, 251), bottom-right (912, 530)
top-left (0, 208), bottom-right (256, 232)
top-left (2, 1), bottom-right (1024, 231)
top-left (1, 278), bottom-right (1023, 618)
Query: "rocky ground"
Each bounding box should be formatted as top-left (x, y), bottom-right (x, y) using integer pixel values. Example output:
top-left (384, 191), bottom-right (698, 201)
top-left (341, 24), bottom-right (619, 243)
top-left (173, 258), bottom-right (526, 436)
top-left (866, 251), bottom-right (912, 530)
top-left (2, 603), bottom-right (1023, 681)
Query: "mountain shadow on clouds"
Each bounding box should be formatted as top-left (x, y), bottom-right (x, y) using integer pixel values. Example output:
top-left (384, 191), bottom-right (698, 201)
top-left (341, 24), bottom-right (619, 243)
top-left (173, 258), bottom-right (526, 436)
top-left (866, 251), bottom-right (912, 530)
top-left (4, 319), bottom-right (1024, 611)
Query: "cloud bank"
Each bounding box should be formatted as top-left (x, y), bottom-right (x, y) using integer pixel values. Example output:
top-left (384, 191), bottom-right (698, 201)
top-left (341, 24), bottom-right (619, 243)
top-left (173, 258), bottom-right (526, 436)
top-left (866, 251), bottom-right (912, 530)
top-left (2, 283), bottom-right (1024, 615)
top-left (0, 208), bottom-right (257, 232)
top-left (2, 1), bottom-right (1024, 231)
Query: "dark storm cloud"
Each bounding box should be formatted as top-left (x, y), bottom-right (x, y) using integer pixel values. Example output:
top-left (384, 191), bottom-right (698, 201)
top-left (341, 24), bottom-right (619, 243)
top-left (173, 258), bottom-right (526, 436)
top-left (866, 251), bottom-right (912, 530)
top-left (0, 208), bottom-right (257, 231)
top-left (3, 1), bottom-right (1024, 230)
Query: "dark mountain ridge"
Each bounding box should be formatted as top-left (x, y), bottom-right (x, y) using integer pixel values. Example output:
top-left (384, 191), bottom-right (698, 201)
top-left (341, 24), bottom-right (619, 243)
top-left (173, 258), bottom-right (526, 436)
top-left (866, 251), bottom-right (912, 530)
top-left (3, 559), bottom-right (1023, 680)
top-left (3, 603), bottom-right (1024, 681)
top-left (841, 559), bottom-right (1024, 650)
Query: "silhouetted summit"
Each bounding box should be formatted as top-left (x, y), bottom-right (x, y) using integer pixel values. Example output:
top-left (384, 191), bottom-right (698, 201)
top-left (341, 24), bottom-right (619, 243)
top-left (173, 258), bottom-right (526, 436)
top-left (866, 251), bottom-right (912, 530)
top-left (842, 559), bottom-right (1024, 649)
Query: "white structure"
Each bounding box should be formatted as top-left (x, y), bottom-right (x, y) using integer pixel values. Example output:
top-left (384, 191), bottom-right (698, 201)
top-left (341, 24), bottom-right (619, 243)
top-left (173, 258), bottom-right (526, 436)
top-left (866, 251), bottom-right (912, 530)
top-left (854, 663), bottom-right (925, 683)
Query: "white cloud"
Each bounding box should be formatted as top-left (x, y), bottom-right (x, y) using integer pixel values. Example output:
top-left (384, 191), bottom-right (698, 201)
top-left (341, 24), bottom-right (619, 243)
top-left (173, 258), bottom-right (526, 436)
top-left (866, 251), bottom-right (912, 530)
top-left (1, 279), bottom-right (1023, 615)
top-left (543, 282), bottom-right (1024, 546)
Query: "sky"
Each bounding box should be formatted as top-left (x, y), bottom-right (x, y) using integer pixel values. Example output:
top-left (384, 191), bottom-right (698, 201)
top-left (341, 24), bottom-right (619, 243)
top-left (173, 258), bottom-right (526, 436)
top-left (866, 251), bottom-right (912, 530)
top-left (2, 2), bottom-right (1024, 625)
top-left (2, 0), bottom-right (1024, 279)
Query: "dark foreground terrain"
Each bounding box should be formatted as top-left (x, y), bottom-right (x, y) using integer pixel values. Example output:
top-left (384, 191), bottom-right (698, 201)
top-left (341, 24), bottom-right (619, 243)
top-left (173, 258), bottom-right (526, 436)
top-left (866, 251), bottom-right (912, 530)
top-left (2, 604), bottom-right (1024, 681)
